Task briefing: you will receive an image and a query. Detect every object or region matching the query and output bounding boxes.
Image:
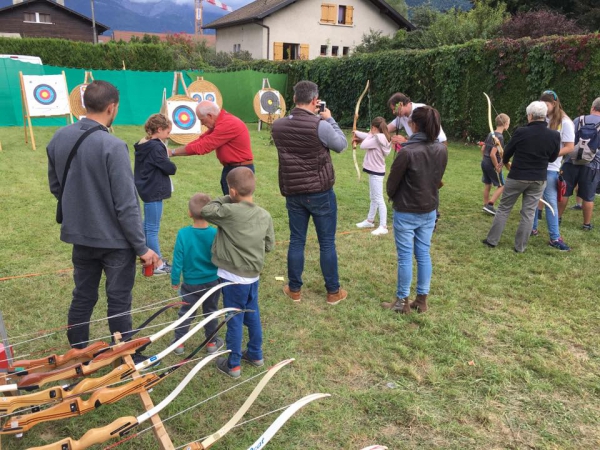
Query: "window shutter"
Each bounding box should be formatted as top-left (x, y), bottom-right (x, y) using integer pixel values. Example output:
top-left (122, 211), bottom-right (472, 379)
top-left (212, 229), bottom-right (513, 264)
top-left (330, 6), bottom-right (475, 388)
top-left (321, 3), bottom-right (336, 23)
top-left (300, 44), bottom-right (309, 60)
top-left (345, 5), bottom-right (354, 25)
top-left (273, 42), bottom-right (283, 61)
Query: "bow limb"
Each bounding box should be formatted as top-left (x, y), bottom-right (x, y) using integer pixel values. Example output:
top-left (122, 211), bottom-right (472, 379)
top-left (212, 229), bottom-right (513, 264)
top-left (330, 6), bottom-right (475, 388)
top-left (484, 93), bottom-right (505, 187)
top-left (352, 80), bottom-right (370, 181)
top-left (184, 358), bottom-right (295, 450)
top-left (361, 447), bottom-right (389, 450)
top-left (246, 393), bottom-right (330, 450)
top-left (26, 351), bottom-right (229, 450)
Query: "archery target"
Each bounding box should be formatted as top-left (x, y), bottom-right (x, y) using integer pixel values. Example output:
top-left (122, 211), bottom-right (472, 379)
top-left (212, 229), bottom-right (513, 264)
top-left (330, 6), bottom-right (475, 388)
top-left (259, 90), bottom-right (281, 115)
top-left (23, 75), bottom-right (70, 117)
top-left (167, 100), bottom-right (201, 134)
top-left (191, 92), bottom-right (203, 102)
top-left (190, 91), bottom-right (217, 104)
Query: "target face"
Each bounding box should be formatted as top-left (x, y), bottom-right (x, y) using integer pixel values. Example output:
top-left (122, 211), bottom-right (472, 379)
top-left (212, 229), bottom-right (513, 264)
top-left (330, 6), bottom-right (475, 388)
top-left (191, 93), bottom-right (203, 102)
top-left (260, 90), bottom-right (281, 114)
top-left (205, 93), bottom-right (216, 102)
top-left (33, 84), bottom-right (56, 105)
top-left (172, 105), bottom-right (196, 130)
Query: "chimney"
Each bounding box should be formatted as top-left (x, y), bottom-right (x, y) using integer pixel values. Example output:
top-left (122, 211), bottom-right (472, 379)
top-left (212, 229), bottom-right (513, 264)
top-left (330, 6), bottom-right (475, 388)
top-left (12, 1), bottom-right (24, 5)
top-left (56, 0), bottom-right (65, 5)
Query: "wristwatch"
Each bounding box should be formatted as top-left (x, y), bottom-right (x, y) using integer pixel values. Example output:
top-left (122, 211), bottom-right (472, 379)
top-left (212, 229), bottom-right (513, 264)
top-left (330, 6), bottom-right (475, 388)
top-left (170, 149), bottom-right (176, 157)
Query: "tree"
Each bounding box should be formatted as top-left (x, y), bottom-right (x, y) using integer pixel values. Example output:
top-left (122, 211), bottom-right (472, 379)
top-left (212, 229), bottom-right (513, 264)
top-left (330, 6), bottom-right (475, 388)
top-left (500, 9), bottom-right (582, 39)
top-left (386, 0), bottom-right (408, 18)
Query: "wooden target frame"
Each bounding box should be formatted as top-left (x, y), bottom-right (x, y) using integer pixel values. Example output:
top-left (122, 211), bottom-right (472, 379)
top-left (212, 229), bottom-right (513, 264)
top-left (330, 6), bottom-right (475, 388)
top-left (68, 71), bottom-right (94, 120)
top-left (188, 77), bottom-right (223, 109)
top-left (19, 71), bottom-right (72, 150)
top-left (166, 94), bottom-right (202, 145)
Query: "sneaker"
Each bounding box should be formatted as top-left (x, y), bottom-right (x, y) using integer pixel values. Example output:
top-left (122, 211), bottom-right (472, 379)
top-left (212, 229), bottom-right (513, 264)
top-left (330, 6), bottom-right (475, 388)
top-left (482, 204), bottom-right (496, 215)
top-left (530, 229), bottom-right (539, 237)
top-left (283, 285), bottom-right (301, 302)
top-left (356, 220), bottom-right (375, 228)
top-left (216, 356), bottom-right (240, 378)
top-left (582, 223), bottom-right (593, 231)
top-left (549, 238), bottom-right (571, 251)
top-left (154, 261), bottom-right (171, 276)
top-left (132, 352), bottom-right (161, 368)
top-left (481, 239), bottom-right (496, 248)
top-left (371, 226), bottom-right (388, 236)
top-left (206, 336), bottom-right (225, 355)
top-left (326, 288), bottom-right (347, 306)
top-left (173, 344), bottom-right (185, 355)
top-left (570, 204), bottom-right (583, 210)
top-left (537, 209), bottom-right (543, 220)
top-left (241, 351), bottom-right (264, 367)
top-left (558, 217), bottom-right (562, 225)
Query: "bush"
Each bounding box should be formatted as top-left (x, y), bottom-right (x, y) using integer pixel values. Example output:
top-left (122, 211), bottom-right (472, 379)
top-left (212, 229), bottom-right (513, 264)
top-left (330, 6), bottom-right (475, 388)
top-left (500, 9), bottom-right (584, 39)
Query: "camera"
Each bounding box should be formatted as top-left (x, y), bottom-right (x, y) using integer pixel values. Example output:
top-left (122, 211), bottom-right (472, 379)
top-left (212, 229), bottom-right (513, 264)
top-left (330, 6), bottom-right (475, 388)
top-left (319, 101), bottom-right (326, 113)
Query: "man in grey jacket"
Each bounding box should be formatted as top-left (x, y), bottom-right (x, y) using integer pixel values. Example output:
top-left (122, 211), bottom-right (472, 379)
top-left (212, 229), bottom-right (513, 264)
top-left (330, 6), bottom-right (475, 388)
top-left (47, 81), bottom-right (159, 350)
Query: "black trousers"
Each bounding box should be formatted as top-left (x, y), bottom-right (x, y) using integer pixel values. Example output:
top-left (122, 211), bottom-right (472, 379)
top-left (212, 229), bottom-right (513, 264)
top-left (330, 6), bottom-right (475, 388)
top-left (68, 245), bottom-right (136, 348)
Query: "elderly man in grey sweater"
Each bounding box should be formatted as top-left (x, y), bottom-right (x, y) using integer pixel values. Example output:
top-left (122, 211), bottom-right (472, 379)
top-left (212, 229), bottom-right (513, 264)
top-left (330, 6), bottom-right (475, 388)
top-left (47, 81), bottom-right (159, 351)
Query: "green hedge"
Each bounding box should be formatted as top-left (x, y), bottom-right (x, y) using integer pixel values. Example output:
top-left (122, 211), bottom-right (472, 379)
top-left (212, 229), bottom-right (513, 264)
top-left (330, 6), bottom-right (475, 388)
top-left (241, 33), bottom-right (600, 140)
top-left (3, 34), bottom-right (600, 139)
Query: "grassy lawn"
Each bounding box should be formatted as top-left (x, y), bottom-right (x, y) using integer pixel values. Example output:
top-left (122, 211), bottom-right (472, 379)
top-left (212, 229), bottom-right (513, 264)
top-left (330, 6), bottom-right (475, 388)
top-left (0, 124), bottom-right (599, 450)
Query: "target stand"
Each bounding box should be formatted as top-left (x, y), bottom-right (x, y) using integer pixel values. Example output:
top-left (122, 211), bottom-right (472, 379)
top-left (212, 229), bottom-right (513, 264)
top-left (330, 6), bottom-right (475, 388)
top-left (172, 72), bottom-right (189, 97)
top-left (254, 78), bottom-right (286, 132)
top-left (19, 71), bottom-right (73, 150)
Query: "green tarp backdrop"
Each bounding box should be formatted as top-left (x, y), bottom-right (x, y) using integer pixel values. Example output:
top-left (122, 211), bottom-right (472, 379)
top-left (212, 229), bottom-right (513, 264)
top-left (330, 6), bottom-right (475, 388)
top-left (0, 58), bottom-right (288, 127)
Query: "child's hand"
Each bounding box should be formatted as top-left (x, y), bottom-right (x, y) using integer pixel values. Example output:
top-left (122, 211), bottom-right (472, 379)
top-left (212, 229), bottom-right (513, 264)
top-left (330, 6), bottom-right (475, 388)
top-left (172, 284), bottom-right (180, 290)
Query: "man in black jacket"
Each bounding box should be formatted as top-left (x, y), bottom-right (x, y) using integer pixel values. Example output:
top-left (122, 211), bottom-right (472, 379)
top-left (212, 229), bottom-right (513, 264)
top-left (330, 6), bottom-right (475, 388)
top-left (483, 101), bottom-right (560, 253)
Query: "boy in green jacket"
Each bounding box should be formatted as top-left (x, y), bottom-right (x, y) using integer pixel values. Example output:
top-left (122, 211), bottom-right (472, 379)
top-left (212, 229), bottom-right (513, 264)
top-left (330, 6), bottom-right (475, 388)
top-left (202, 167), bottom-right (275, 378)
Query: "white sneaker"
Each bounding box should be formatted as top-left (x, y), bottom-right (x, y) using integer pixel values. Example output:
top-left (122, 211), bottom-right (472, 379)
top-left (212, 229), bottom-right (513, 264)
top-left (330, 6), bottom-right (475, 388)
top-left (356, 220), bottom-right (375, 228)
top-left (371, 226), bottom-right (388, 236)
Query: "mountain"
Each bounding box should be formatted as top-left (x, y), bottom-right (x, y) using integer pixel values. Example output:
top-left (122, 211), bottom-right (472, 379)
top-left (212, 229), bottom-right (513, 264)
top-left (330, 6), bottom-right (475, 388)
top-left (0, 0), bottom-right (230, 34)
top-left (405, 0), bottom-right (472, 11)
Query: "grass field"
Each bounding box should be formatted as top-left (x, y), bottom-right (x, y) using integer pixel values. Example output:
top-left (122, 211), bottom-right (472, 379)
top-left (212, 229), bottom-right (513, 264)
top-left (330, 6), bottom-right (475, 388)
top-left (0, 124), bottom-right (599, 450)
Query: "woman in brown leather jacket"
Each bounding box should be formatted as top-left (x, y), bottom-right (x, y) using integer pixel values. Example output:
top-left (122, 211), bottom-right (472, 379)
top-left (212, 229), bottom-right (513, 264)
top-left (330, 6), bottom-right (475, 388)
top-left (381, 106), bottom-right (448, 314)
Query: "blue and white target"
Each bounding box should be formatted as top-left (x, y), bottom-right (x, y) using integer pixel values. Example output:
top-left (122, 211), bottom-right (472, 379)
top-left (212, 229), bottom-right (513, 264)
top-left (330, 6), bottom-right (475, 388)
top-left (172, 105), bottom-right (196, 131)
top-left (192, 93), bottom-right (203, 102)
top-left (205, 93), bottom-right (216, 102)
top-left (34, 84), bottom-right (56, 105)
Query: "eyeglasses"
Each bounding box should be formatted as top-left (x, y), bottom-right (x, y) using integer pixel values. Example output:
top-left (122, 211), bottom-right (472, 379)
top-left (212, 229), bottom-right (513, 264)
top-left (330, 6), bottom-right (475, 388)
top-left (542, 90), bottom-right (558, 101)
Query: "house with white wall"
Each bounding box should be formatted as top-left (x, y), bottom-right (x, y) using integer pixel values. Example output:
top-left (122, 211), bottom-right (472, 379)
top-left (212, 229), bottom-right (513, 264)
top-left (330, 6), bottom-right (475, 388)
top-left (204, 0), bottom-right (414, 60)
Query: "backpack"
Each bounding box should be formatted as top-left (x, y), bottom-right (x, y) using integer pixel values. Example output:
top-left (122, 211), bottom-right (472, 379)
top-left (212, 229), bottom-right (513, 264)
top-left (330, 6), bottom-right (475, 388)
top-left (570, 115), bottom-right (600, 165)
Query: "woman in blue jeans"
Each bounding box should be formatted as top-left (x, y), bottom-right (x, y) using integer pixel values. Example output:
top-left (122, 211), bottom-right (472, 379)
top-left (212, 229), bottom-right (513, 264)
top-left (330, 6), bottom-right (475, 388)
top-left (134, 114), bottom-right (177, 274)
top-left (382, 106), bottom-right (448, 314)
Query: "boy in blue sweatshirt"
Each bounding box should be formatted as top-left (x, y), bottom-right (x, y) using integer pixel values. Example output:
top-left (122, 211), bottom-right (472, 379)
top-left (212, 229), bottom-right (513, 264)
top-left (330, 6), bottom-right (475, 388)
top-left (202, 167), bottom-right (275, 378)
top-left (171, 193), bottom-right (223, 355)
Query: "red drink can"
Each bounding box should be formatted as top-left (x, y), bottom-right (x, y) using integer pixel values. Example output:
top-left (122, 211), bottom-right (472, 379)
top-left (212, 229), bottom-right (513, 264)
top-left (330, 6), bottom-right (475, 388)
top-left (143, 264), bottom-right (153, 277)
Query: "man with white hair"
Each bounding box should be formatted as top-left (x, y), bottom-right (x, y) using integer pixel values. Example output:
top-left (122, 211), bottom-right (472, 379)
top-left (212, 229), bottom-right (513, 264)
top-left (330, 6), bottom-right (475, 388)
top-left (170, 101), bottom-right (253, 195)
top-left (483, 101), bottom-right (561, 252)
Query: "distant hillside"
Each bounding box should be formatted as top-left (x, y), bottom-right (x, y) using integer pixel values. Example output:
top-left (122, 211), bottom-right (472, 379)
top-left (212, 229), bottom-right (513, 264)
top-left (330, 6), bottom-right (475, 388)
top-left (0, 0), bottom-right (228, 35)
top-left (405, 0), bottom-right (472, 11)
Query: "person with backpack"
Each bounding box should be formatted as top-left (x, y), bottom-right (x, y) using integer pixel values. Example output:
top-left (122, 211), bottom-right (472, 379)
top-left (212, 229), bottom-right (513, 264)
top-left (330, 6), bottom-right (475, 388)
top-left (557, 97), bottom-right (600, 231)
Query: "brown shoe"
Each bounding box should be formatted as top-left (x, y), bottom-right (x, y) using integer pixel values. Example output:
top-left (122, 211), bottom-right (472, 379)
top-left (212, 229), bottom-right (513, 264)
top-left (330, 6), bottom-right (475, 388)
top-left (381, 297), bottom-right (404, 309)
top-left (381, 297), bottom-right (410, 314)
top-left (283, 285), bottom-right (301, 302)
top-left (409, 294), bottom-right (428, 313)
top-left (326, 288), bottom-right (347, 305)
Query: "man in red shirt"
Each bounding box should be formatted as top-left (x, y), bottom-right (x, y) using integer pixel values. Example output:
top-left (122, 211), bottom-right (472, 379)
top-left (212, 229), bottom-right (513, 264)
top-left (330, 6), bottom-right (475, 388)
top-left (171, 101), bottom-right (254, 194)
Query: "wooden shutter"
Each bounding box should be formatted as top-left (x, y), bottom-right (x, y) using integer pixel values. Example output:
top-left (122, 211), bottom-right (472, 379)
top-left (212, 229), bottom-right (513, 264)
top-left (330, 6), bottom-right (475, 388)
top-left (300, 44), bottom-right (309, 60)
top-left (273, 42), bottom-right (283, 61)
top-left (345, 5), bottom-right (354, 25)
top-left (321, 3), bottom-right (336, 23)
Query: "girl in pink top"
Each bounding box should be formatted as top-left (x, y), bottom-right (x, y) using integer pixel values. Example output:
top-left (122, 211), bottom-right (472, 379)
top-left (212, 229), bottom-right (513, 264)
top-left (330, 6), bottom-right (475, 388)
top-left (353, 117), bottom-right (392, 235)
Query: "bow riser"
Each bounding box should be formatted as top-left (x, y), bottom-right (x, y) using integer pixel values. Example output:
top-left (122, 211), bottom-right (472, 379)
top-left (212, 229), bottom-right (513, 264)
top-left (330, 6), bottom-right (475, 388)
top-left (10, 341), bottom-right (109, 373)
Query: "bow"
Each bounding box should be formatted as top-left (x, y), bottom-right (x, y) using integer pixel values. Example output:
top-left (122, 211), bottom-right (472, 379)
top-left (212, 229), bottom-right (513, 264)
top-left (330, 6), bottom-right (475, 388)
top-left (0, 309), bottom-right (242, 430)
top-left (352, 80), bottom-right (370, 181)
top-left (182, 358), bottom-right (295, 449)
top-left (360, 447), bottom-right (388, 450)
top-left (246, 393), bottom-right (330, 450)
top-left (25, 351), bottom-right (230, 450)
top-left (0, 282), bottom-right (233, 393)
top-left (483, 93), bottom-right (555, 215)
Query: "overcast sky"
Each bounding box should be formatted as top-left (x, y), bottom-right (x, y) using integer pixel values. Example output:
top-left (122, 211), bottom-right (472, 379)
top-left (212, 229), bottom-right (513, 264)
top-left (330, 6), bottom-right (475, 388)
top-left (129, 0), bottom-right (253, 9)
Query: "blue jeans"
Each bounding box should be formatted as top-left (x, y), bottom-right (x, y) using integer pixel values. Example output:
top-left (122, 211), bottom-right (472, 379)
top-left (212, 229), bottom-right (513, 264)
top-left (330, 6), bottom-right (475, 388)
top-left (221, 281), bottom-right (262, 369)
top-left (69, 245), bottom-right (136, 348)
top-left (532, 170), bottom-right (560, 241)
top-left (286, 189), bottom-right (340, 293)
top-left (393, 210), bottom-right (436, 300)
top-left (143, 201), bottom-right (163, 259)
top-left (220, 164), bottom-right (255, 196)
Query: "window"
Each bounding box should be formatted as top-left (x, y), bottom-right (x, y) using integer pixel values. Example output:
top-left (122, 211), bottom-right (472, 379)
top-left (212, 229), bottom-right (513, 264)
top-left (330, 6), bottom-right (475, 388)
top-left (321, 4), bottom-right (353, 25)
top-left (343, 46), bottom-right (350, 56)
top-left (338, 5), bottom-right (353, 25)
top-left (332, 46), bottom-right (339, 56)
top-left (233, 43), bottom-right (241, 53)
top-left (274, 42), bottom-right (308, 60)
top-left (338, 6), bottom-right (346, 24)
top-left (320, 45), bottom-right (328, 56)
top-left (23, 12), bottom-right (52, 23)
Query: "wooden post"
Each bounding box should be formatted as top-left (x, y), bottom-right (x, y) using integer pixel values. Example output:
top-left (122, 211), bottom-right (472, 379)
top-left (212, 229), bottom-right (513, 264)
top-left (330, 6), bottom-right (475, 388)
top-left (19, 71), bottom-right (37, 150)
top-left (172, 72), bottom-right (189, 97)
top-left (112, 333), bottom-right (175, 450)
top-left (258, 78), bottom-right (272, 131)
